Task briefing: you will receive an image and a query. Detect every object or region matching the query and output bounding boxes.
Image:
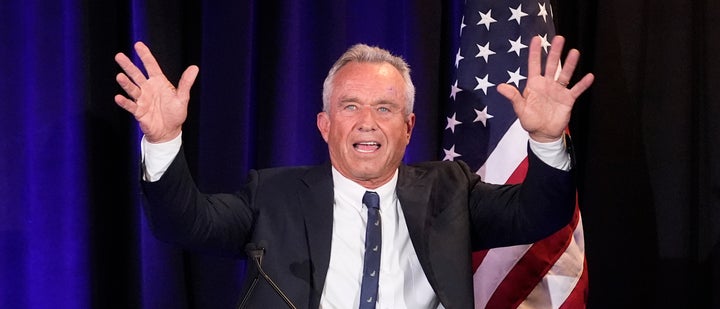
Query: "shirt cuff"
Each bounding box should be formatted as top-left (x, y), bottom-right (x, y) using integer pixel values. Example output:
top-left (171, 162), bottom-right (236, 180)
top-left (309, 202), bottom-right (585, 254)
top-left (528, 137), bottom-right (571, 171)
top-left (141, 133), bottom-right (182, 182)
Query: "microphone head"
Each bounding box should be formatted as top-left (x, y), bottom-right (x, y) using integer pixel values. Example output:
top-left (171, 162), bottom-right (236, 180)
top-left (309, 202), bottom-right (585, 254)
top-left (257, 240), bottom-right (267, 249)
top-left (244, 242), bottom-right (266, 260)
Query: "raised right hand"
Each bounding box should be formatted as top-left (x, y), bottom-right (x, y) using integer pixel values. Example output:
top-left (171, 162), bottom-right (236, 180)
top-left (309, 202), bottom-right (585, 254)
top-left (114, 42), bottom-right (199, 143)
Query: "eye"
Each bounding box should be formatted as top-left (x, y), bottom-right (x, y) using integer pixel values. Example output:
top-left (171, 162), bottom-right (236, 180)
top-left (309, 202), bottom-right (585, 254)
top-left (344, 104), bottom-right (358, 111)
top-left (378, 106), bottom-right (391, 113)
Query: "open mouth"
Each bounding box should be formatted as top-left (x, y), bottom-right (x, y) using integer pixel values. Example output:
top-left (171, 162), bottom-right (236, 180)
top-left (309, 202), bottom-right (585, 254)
top-left (353, 141), bottom-right (381, 153)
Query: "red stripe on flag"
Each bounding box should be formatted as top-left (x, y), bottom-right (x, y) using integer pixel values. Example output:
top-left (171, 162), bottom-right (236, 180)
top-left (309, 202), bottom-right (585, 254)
top-left (505, 157), bottom-right (528, 185)
top-left (485, 204), bottom-right (581, 308)
top-left (472, 250), bottom-right (489, 272)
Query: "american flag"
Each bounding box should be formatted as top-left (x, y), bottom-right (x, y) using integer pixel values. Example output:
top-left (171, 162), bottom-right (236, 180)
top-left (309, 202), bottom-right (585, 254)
top-left (442, 0), bottom-right (588, 308)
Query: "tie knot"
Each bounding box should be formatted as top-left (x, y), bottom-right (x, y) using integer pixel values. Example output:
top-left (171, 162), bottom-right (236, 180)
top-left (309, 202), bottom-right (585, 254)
top-left (363, 191), bottom-right (380, 210)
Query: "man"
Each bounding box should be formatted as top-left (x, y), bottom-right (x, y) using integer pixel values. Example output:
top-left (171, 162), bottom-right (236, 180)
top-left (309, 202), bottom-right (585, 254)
top-left (114, 36), bottom-right (593, 308)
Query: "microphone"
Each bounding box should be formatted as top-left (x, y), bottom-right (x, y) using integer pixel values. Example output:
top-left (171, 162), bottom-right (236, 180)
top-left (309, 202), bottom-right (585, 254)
top-left (236, 243), bottom-right (262, 309)
top-left (237, 242), bottom-right (297, 309)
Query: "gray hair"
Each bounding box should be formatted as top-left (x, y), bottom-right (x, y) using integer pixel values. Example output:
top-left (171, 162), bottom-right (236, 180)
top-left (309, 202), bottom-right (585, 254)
top-left (322, 44), bottom-right (415, 115)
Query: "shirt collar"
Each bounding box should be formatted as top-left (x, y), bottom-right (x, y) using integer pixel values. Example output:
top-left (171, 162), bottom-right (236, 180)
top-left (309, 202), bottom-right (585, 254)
top-left (331, 167), bottom-right (398, 212)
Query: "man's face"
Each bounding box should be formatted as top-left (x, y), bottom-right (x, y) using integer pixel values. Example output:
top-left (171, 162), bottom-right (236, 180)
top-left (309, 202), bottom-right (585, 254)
top-left (317, 61), bottom-right (415, 189)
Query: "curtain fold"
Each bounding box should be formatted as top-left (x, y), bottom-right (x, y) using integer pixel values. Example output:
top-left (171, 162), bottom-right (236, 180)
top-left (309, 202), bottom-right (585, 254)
top-left (1, 0), bottom-right (90, 308)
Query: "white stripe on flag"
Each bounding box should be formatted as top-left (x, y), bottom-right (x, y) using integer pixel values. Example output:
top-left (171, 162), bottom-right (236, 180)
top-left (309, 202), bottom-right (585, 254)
top-left (477, 119), bottom-right (529, 184)
top-left (473, 244), bottom-right (532, 308)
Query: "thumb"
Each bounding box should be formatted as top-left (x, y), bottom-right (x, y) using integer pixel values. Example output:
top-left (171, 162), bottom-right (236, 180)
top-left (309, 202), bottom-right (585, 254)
top-left (497, 83), bottom-right (524, 112)
top-left (176, 65), bottom-right (199, 102)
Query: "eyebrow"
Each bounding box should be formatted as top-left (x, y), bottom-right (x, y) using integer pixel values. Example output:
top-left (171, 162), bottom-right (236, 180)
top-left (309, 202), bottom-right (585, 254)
top-left (338, 96), bottom-right (360, 104)
top-left (338, 97), bottom-right (400, 108)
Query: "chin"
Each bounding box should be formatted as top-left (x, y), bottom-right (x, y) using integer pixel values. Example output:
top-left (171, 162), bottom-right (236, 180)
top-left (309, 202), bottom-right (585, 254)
top-left (348, 167), bottom-right (382, 180)
top-left (350, 170), bottom-right (380, 180)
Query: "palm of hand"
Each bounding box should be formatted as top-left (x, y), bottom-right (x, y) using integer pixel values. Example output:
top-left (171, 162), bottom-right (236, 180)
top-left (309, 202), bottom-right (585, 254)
top-left (114, 42), bottom-right (199, 143)
top-left (497, 35), bottom-right (594, 143)
top-left (133, 76), bottom-right (187, 143)
top-left (515, 77), bottom-right (574, 142)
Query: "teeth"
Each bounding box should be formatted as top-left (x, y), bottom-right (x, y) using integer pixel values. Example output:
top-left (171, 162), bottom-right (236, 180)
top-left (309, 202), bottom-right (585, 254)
top-left (354, 142), bottom-right (380, 153)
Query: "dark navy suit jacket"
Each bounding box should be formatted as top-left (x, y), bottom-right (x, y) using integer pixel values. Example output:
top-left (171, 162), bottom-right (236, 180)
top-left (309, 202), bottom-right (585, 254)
top-left (141, 147), bottom-right (574, 308)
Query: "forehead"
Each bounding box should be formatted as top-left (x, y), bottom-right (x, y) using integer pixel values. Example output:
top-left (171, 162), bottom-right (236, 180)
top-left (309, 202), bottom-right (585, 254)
top-left (331, 62), bottom-right (406, 102)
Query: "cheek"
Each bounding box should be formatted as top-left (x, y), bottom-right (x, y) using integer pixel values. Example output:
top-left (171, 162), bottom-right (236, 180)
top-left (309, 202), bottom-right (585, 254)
top-left (389, 123), bottom-right (412, 145)
top-left (328, 126), bottom-right (350, 148)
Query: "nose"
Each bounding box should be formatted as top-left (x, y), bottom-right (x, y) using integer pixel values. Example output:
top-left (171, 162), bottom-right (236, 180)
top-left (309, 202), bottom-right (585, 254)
top-left (357, 106), bottom-right (377, 132)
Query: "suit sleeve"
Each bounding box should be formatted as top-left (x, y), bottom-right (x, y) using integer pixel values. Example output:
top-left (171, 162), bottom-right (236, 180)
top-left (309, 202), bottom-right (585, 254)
top-left (141, 148), bottom-right (256, 257)
top-left (467, 146), bottom-right (575, 250)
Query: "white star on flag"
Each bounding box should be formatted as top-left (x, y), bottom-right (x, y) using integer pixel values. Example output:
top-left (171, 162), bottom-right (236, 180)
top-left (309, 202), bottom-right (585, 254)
top-left (539, 33), bottom-right (551, 53)
top-left (473, 106), bottom-right (494, 126)
top-left (475, 42), bottom-right (496, 63)
top-left (446, 113), bottom-right (463, 132)
top-left (442, 145), bottom-right (462, 161)
top-left (508, 4), bottom-right (528, 24)
top-left (455, 48), bottom-right (464, 67)
top-left (477, 9), bottom-right (496, 30)
top-left (538, 3), bottom-right (549, 22)
top-left (508, 36), bottom-right (527, 56)
top-left (450, 80), bottom-right (463, 100)
top-left (506, 67), bottom-right (526, 87)
top-left (474, 74), bottom-right (495, 95)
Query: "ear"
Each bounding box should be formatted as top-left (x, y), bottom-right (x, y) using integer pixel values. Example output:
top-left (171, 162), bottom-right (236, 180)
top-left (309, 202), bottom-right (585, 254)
top-left (404, 113), bottom-right (416, 144)
top-left (317, 112), bottom-right (330, 142)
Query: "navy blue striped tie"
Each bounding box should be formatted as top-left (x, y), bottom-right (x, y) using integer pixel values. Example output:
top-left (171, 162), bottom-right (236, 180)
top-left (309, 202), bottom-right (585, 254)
top-left (359, 191), bottom-right (381, 309)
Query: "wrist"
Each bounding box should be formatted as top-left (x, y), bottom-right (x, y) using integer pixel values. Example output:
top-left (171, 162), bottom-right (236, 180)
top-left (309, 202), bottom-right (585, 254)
top-left (528, 133), bottom-right (562, 143)
top-left (146, 129), bottom-right (182, 144)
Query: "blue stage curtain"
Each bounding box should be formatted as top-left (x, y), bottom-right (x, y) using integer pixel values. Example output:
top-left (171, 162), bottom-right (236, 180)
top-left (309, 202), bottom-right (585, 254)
top-left (0, 0), bottom-right (89, 308)
top-left (1, 0), bottom-right (444, 308)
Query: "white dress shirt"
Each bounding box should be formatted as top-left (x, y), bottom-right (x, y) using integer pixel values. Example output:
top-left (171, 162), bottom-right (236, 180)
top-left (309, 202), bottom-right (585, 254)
top-left (319, 167), bottom-right (439, 309)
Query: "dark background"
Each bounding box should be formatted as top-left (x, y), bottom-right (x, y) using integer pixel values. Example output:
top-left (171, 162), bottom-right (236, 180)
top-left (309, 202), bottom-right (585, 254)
top-left (1, 0), bottom-right (718, 308)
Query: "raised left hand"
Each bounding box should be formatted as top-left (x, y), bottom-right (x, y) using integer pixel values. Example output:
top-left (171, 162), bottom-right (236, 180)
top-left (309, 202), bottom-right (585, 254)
top-left (497, 35), bottom-right (594, 143)
top-left (114, 42), bottom-right (199, 143)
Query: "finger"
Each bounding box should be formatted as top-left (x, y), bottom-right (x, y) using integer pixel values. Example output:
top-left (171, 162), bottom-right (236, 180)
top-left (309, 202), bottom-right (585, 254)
top-left (556, 49), bottom-right (580, 85)
top-left (544, 36), bottom-right (565, 79)
top-left (527, 36), bottom-right (542, 78)
top-left (134, 41), bottom-right (166, 78)
top-left (116, 73), bottom-right (141, 99)
top-left (176, 65), bottom-right (200, 102)
top-left (115, 52), bottom-right (148, 86)
top-left (114, 94), bottom-right (137, 114)
top-left (569, 73), bottom-right (595, 99)
top-left (497, 83), bottom-right (524, 114)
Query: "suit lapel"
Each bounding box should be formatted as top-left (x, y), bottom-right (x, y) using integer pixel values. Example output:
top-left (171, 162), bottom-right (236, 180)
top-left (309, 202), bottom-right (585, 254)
top-left (396, 165), bottom-right (437, 284)
top-left (297, 163), bottom-right (334, 306)
top-left (398, 163), bottom-right (475, 308)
